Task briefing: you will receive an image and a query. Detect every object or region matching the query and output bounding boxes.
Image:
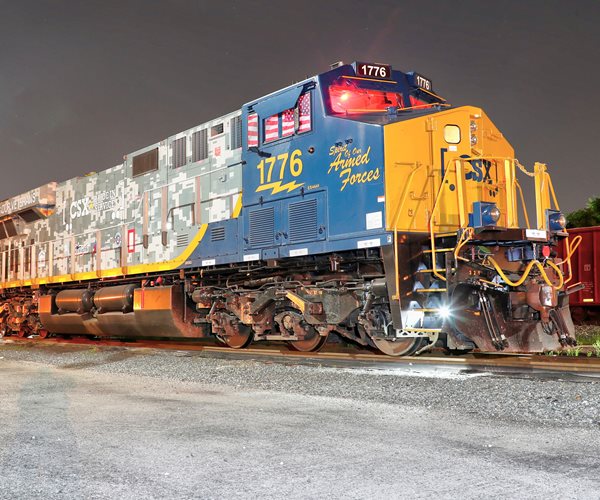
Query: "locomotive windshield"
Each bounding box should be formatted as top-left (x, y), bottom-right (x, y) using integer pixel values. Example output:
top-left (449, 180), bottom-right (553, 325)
top-left (326, 76), bottom-right (441, 116)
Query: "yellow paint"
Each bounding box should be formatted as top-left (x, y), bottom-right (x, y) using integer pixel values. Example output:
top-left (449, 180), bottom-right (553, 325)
top-left (383, 106), bottom-right (517, 233)
top-left (255, 149), bottom-right (303, 195)
top-left (285, 291), bottom-right (306, 313)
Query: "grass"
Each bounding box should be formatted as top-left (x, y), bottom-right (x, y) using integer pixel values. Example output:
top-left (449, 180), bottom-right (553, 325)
top-left (575, 325), bottom-right (600, 346)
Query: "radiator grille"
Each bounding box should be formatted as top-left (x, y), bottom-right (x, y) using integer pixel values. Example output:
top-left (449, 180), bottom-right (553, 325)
top-left (192, 129), bottom-right (208, 162)
top-left (248, 207), bottom-right (274, 247)
top-left (230, 115), bottom-right (242, 149)
top-left (171, 137), bottom-right (187, 169)
top-left (288, 199), bottom-right (317, 242)
top-left (132, 148), bottom-right (158, 177)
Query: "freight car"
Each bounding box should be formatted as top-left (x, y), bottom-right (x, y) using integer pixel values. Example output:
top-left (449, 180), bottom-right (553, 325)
top-left (563, 226), bottom-right (599, 322)
top-left (0, 60), bottom-right (577, 355)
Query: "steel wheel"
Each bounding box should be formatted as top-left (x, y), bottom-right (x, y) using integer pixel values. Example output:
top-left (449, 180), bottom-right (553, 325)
top-left (39, 329), bottom-right (51, 339)
top-left (372, 337), bottom-right (427, 356)
top-left (222, 326), bottom-right (253, 349)
top-left (289, 333), bottom-right (328, 352)
top-left (17, 328), bottom-right (28, 338)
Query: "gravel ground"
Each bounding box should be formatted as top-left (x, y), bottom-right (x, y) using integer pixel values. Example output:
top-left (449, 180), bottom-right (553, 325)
top-left (1, 342), bottom-right (598, 429)
top-left (0, 341), bottom-right (599, 499)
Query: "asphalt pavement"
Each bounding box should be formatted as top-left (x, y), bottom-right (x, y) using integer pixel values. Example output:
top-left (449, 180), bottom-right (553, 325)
top-left (0, 346), bottom-right (599, 499)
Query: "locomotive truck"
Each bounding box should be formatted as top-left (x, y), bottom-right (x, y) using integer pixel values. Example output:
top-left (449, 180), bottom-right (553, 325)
top-left (0, 61), bottom-right (578, 355)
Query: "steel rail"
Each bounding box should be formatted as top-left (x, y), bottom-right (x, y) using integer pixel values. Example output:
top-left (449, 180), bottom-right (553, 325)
top-left (2, 336), bottom-right (600, 375)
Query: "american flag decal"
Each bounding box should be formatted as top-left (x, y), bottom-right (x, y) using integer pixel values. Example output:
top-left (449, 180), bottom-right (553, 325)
top-left (281, 108), bottom-right (294, 137)
top-left (247, 113), bottom-right (258, 148)
top-left (297, 92), bottom-right (311, 133)
top-left (264, 115), bottom-right (279, 142)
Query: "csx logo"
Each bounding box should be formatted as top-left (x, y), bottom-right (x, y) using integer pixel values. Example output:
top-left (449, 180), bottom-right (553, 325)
top-left (463, 156), bottom-right (493, 184)
top-left (70, 198), bottom-right (93, 220)
top-left (440, 149), bottom-right (495, 184)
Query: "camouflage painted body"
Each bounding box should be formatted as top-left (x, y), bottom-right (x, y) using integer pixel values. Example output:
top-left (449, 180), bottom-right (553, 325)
top-left (0, 111), bottom-right (242, 284)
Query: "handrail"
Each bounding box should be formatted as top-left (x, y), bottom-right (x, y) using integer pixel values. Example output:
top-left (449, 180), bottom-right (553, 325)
top-left (428, 160), bottom-right (460, 282)
top-left (560, 235), bottom-right (583, 285)
top-left (513, 178), bottom-right (531, 228)
top-left (390, 162), bottom-right (427, 305)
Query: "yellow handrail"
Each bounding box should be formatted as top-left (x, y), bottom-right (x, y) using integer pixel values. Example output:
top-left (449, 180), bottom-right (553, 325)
top-left (391, 163), bottom-right (427, 305)
top-left (513, 178), bottom-right (531, 229)
top-left (560, 235), bottom-right (583, 285)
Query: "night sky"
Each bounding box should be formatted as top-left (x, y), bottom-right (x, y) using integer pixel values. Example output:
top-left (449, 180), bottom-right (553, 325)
top-left (0, 0), bottom-right (598, 213)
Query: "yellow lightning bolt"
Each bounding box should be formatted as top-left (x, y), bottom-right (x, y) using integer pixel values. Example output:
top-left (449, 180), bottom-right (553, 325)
top-left (256, 180), bottom-right (305, 195)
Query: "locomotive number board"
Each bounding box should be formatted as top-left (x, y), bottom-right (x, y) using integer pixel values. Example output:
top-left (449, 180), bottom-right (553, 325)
top-left (356, 62), bottom-right (392, 80)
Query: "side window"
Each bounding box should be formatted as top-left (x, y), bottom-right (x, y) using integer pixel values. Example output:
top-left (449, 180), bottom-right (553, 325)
top-left (258, 91), bottom-right (313, 146)
top-left (297, 92), bottom-right (312, 133)
top-left (264, 115), bottom-right (279, 143)
top-left (211, 123), bottom-right (224, 137)
top-left (247, 113), bottom-right (258, 148)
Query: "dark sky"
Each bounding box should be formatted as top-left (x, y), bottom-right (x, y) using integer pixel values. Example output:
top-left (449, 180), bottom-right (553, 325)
top-left (0, 0), bottom-right (598, 213)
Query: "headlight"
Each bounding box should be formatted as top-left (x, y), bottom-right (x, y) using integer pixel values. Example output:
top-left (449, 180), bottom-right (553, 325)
top-left (470, 120), bottom-right (478, 147)
top-left (488, 206), bottom-right (501, 223)
top-left (470, 202), bottom-right (501, 228)
top-left (546, 210), bottom-right (566, 232)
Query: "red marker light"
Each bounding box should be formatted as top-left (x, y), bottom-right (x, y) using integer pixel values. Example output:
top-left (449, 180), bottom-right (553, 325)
top-left (542, 245), bottom-right (551, 258)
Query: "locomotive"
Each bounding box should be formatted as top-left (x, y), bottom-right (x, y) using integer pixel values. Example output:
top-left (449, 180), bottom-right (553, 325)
top-left (0, 60), bottom-right (578, 355)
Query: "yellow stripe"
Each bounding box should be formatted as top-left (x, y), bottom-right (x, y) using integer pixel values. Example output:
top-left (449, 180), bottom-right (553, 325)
top-left (0, 224), bottom-right (209, 289)
top-left (232, 192), bottom-right (243, 218)
top-left (0, 192), bottom-right (245, 290)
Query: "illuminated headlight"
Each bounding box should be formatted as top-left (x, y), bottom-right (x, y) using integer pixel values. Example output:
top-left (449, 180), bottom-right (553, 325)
top-left (469, 201), bottom-right (501, 227)
top-left (438, 304), bottom-right (451, 319)
top-left (546, 209), bottom-right (566, 232)
top-left (470, 134), bottom-right (478, 146)
top-left (470, 120), bottom-right (478, 133)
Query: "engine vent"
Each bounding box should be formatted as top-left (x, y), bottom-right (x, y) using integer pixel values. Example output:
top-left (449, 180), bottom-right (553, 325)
top-left (176, 233), bottom-right (189, 248)
top-left (288, 199), bottom-right (317, 242)
top-left (211, 227), bottom-right (225, 242)
top-left (248, 207), bottom-right (274, 247)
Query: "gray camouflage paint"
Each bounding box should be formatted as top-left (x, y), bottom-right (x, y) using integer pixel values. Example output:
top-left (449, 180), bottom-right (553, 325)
top-left (0, 110), bottom-right (242, 286)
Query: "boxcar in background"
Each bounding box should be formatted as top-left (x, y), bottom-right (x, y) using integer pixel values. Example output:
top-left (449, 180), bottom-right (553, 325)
top-left (565, 226), bottom-right (600, 321)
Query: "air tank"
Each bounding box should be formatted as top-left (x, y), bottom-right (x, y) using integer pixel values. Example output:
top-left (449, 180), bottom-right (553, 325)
top-left (55, 289), bottom-right (94, 313)
top-left (93, 284), bottom-right (137, 313)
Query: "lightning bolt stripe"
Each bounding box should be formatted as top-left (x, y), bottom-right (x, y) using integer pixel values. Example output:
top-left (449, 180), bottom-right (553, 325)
top-left (256, 180), bottom-right (305, 194)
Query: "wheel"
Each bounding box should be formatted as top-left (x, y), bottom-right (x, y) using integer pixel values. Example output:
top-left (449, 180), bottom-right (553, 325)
top-left (39, 329), bottom-right (51, 339)
top-left (372, 337), bottom-right (428, 356)
top-left (289, 333), bottom-right (328, 352)
top-left (17, 328), bottom-right (28, 338)
top-left (221, 326), bottom-right (253, 349)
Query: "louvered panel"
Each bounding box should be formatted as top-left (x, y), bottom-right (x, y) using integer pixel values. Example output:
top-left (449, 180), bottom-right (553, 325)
top-left (192, 129), bottom-right (208, 162)
top-left (172, 137), bottom-right (187, 169)
top-left (288, 199), bottom-right (317, 242)
top-left (176, 233), bottom-right (189, 248)
top-left (248, 207), bottom-right (274, 247)
top-left (211, 227), bottom-right (225, 242)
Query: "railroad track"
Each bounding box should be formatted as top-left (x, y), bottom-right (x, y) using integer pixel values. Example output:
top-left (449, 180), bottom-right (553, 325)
top-left (2, 335), bottom-right (600, 376)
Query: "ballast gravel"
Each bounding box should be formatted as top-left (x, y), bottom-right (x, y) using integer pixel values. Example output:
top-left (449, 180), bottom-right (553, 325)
top-left (0, 341), bottom-right (598, 429)
top-left (1, 341), bottom-right (600, 499)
